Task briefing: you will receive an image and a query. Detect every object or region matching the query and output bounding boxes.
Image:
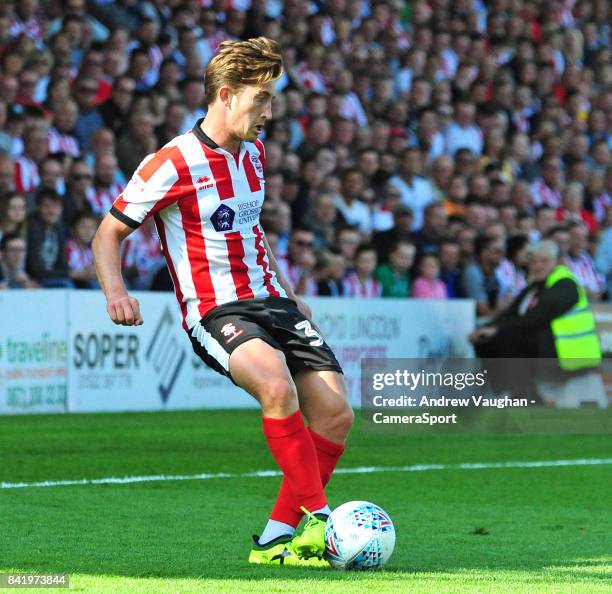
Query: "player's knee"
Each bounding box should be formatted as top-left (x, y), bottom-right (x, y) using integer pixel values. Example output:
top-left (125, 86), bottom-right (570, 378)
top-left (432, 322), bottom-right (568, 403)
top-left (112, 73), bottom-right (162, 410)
top-left (334, 402), bottom-right (354, 438)
top-left (260, 377), bottom-right (298, 415)
top-left (317, 401), bottom-right (354, 441)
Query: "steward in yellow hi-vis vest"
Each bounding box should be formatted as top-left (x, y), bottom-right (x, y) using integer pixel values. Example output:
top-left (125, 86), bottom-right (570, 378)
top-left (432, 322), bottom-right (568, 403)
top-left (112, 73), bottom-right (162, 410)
top-left (469, 241), bottom-right (602, 373)
top-left (545, 265), bottom-right (601, 371)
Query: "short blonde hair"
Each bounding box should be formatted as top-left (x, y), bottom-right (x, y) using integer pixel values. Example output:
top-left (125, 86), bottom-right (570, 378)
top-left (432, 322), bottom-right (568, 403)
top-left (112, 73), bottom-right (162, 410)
top-left (205, 37), bottom-right (283, 105)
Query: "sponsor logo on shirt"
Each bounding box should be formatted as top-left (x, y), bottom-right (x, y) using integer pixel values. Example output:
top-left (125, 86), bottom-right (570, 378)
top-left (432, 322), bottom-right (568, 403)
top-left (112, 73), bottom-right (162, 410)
top-left (196, 175), bottom-right (214, 190)
top-left (210, 204), bottom-right (235, 232)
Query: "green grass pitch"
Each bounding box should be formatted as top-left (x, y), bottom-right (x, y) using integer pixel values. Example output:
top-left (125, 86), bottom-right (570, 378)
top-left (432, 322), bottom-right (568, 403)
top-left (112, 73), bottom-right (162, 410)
top-left (0, 410), bottom-right (610, 593)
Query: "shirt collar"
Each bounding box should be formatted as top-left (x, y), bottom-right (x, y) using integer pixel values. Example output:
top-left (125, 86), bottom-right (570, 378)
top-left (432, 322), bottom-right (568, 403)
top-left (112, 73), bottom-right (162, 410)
top-left (192, 118), bottom-right (219, 149)
top-left (192, 117), bottom-right (244, 157)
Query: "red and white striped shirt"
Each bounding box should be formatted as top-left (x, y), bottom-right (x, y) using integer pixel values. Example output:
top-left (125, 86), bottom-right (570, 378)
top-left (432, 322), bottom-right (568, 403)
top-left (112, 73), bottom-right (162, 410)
top-left (530, 179), bottom-right (562, 209)
top-left (121, 227), bottom-right (162, 278)
top-left (277, 256), bottom-right (317, 296)
top-left (91, 181), bottom-right (123, 216)
top-left (564, 252), bottom-right (605, 296)
top-left (14, 155), bottom-right (39, 193)
top-left (111, 121), bottom-right (286, 330)
top-left (66, 239), bottom-right (94, 272)
top-left (342, 272), bottom-right (382, 298)
top-left (294, 63), bottom-right (327, 93)
top-left (48, 127), bottom-right (80, 157)
top-left (496, 259), bottom-right (527, 301)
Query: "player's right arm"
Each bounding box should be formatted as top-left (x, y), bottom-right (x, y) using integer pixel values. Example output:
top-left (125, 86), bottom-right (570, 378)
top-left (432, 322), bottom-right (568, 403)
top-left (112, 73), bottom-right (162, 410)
top-left (94, 148), bottom-right (182, 325)
top-left (92, 214), bottom-right (143, 326)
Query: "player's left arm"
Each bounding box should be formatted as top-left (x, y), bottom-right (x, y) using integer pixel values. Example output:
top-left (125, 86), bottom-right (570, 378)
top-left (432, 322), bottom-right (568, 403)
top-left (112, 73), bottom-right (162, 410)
top-left (262, 231), bottom-right (313, 321)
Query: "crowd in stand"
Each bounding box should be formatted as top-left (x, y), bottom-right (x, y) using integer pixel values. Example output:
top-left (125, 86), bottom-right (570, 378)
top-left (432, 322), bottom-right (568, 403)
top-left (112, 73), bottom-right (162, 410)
top-left (0, 0), bottom-right (610, 309)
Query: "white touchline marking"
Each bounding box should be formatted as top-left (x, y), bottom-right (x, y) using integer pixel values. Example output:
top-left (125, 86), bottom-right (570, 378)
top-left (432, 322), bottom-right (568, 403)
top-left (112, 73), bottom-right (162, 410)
top-left (1, 458), bottom-right (611, 490)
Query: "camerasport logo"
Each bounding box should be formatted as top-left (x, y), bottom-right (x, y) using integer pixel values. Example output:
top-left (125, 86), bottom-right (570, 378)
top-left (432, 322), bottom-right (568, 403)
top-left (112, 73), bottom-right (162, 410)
top-left (145, 306), bottom-right (187, 404)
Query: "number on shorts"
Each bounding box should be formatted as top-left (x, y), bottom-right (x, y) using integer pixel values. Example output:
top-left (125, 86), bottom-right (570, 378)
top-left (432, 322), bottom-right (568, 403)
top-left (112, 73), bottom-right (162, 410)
top-left (294, 320), bottom-right (324, 347)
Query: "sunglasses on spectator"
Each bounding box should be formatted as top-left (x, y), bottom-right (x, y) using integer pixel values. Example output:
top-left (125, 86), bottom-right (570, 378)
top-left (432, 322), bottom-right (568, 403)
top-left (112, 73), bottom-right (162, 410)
top-left (78, 86), bottom-right (97, 93)
top-left (72, 173), bottom-right (92, 180)
top-left (293, 239), bottom-right (314, 247)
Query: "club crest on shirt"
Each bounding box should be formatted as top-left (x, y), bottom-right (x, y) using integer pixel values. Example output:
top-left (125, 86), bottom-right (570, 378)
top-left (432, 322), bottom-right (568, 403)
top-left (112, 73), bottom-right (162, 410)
top-left (210, 204), bottom-right (235, 232)
top-left (250, 153), bottom-right (264, 178)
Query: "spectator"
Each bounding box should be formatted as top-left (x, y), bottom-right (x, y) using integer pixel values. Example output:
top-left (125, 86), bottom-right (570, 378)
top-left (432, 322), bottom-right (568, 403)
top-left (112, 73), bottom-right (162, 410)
top-left (443, 174), bottom-right (468, 217)
top-left (334, 225), bottom-right (361, 270)
top-left (0, 193), bottom-right (27, 242)
top-left (334, 168), bottom-right (371, 235)
top-left (534, 205), bottom-right (557, 241)
top-left (308, 193), bottom-right (338, 250)
top-left (546, 224), bottom-right (572, 261)
top-left (412, 202), bottom-right (448, 258)
top-left (66, 212), bottom-right (98, 288)
top-left (47, 99), bottom-right (79, 157)
top-left (0, 152), bottom-right (15, 194)
top-left (507, 131), bottom-right (538, 182)
top-left (412, 254), bottom-right (448, 299)
top-left (316, 251), bottom-right (346, 297)
top-left (156, 100), bottom-right (187, 147)
top-left (372, 204), bottom-right (414, 265)
top-left (92, 153), bottom-right (122, 216)
top-left (388, 147), bottom-right (434, 230)
top-left (444, 100), bottom-right (483, 156)
top-left (531, 154), bottom-right (564, 209)
top-left (120, 218), bottom-right (163, 290)
top-left (439, 239), bottom-right (462, 298)
top-left (374, 239), bottom-right (415, 298)
top-left (371, 183), bottom-right (400, 232)
top-left (98, 76), bottom-right (135, 137)
top-left (461, 236), bottom-right (505, 317)
top-left (38, 156), bottom-right (66, 198)
top-left (62, 159), bottom-right (95, 226)
top-left (0, 233), bottom-right (38, 289)
top-left (556, 181), bottom-right (597, 233)
top-left (277, 227), bottom-right (317, 296)
top-left (179, 77), bottom-right (206, 134)
top-left (343, 244), bottom-right (381, 298)
top-left (14, 124), bottom-right (48, 193)
top-left (564, 222), bottom-right (605, 301)
top-left (496, 234), bottom-right (529, 305)
top-left (26, 189), bottom-right (72, 287)
top-left (72, 75), bottom-right (105, 151)
top-left (116, 112), bottom-right (156, 178)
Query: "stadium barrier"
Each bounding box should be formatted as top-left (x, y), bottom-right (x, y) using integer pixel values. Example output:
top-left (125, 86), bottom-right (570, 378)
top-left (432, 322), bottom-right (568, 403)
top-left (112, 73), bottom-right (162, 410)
top-left (0, 290), bottom-right (476, 414)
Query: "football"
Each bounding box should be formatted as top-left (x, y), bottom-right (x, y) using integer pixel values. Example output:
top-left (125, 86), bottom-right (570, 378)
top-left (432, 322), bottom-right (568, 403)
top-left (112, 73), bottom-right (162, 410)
top-left (324, 501), bottom-right (396, 570)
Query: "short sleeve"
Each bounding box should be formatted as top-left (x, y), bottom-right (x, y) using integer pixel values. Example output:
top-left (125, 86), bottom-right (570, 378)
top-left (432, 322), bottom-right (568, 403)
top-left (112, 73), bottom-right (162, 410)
top-left (111, 147), bottom-right (181, 229)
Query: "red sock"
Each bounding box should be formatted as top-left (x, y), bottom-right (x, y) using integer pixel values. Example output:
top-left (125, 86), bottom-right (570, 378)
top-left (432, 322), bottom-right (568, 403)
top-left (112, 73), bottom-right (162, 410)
top-left (262, 411), bottom-right (327, 525)
top-left (308, 428), bottom-right (345, 486)
top-left (270, 427), bottom-right (345, 526)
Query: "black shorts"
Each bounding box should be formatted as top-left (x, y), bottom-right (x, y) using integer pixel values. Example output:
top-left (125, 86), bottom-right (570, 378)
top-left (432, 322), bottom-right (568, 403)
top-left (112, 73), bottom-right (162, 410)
top-left (187, 296), bottom-right (343, 383)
